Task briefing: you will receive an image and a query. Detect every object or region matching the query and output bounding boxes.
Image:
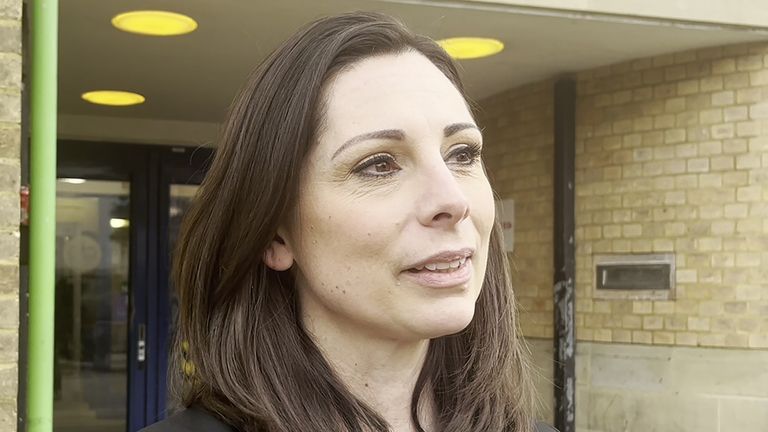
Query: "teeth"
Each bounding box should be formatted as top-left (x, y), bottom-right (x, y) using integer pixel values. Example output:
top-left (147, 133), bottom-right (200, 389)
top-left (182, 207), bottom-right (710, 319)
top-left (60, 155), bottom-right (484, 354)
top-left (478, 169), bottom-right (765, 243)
top-left (414, 257), bottom-right (467, 272)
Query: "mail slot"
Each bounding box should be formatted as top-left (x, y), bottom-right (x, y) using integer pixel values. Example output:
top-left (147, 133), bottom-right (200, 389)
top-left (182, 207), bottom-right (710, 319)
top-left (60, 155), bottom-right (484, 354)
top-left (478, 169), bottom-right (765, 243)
top-left (597, 263), bottom-right (671, 291)
top-left (593, 253), bottom-right (676, 300)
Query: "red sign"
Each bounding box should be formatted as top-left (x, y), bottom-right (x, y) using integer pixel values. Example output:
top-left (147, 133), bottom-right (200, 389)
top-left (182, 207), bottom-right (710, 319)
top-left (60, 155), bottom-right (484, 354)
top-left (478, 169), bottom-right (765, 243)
top-left (20, 185), bottom-right (29, 226)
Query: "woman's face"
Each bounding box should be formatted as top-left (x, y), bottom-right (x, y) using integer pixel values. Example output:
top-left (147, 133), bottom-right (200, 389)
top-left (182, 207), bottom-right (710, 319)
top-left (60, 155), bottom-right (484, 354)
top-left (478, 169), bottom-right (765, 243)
top-left (284, 51), bottom-right (496, 341)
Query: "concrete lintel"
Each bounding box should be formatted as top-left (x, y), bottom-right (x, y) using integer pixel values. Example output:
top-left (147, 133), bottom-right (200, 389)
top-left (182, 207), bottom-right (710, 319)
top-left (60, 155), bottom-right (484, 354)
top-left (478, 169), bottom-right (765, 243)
top-left (57, 114), bottom-right (219, 147)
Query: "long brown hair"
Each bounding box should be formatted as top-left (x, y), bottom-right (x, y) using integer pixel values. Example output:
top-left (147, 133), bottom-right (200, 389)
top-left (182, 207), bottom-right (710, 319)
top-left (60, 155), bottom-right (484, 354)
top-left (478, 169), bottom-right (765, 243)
top-left (170, 11), bottom-right (536, 432)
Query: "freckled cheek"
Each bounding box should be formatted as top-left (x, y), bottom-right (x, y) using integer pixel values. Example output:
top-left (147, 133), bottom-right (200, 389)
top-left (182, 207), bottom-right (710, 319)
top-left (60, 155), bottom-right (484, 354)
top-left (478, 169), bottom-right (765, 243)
top-left (297, 201), bottom-right (395, 295)
top-left (305, 202), bottom-right (386, 249)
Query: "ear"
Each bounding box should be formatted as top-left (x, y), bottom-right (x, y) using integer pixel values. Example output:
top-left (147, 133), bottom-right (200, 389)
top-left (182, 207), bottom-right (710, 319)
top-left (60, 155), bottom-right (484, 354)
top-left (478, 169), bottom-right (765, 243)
top-left (263, 229), bottom-right (294, 271)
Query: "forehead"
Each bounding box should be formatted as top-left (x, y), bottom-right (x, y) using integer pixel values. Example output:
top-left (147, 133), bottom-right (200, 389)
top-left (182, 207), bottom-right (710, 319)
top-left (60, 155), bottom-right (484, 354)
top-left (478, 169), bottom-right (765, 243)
top-left (320, 52), bottom-right (473, 138)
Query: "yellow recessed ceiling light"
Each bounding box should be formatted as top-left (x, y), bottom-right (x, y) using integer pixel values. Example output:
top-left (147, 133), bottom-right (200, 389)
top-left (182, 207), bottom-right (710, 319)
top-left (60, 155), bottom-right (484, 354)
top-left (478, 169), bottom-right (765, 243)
top-left (81, 90), bottom-right (146, 106)
top-left (438, 37), bottom-right (504, 60)
top-left (111, 10), bottom-right (198, 36)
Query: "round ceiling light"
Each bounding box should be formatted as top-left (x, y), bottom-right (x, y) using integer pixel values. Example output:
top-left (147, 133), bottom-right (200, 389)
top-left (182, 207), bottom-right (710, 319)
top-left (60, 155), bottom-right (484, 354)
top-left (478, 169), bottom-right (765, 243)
top-left (111, 10), bottom-right (198, 36)
top-left (437, 37), bottom-right (504, 60)
top-left (81, 90), bottom-right (146, 106)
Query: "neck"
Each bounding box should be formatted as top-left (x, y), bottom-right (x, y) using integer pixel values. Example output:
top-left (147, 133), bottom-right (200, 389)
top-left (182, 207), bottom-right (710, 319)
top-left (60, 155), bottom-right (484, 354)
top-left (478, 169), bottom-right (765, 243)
top-left (302, 309), bottom-right (434, 431)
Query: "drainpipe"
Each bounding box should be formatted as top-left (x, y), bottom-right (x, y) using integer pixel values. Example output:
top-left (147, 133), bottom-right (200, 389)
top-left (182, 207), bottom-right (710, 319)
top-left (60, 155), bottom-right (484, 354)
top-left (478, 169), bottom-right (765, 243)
top-left (27, 0), bottom-right (58, 431)
top-left (553, 77), bottom-right (576, 432)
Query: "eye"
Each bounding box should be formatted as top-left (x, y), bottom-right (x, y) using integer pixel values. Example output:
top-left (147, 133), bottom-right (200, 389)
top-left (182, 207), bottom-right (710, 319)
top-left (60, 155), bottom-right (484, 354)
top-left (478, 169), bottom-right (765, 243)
top-left (447, 143), bottom-right (482, 166)
top-left (353, 153), bottom-right (401, 178)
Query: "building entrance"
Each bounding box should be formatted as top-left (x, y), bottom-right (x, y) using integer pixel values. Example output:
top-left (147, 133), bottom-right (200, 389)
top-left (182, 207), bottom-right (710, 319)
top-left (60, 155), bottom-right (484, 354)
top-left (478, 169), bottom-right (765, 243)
top-left (53, 141), bottom-right (211, 431)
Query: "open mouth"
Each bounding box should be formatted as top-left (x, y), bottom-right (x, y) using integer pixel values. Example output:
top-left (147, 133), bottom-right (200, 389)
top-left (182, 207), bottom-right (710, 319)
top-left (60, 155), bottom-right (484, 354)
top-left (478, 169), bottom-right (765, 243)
top-left (402, 256), bottom-right (473, 289)
top-left (407, 256), bottom-right (468, 273)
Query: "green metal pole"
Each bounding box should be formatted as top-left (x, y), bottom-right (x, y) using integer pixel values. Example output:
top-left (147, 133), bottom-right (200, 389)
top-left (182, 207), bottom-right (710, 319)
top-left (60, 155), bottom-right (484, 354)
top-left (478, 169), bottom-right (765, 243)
top-left (27, 0), bottom-right (58, 431)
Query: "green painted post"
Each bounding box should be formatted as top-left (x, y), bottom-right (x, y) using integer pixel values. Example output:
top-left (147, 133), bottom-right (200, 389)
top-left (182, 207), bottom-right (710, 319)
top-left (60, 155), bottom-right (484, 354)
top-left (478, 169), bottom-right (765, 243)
top-left (27, 0), bottom-right (59, 431)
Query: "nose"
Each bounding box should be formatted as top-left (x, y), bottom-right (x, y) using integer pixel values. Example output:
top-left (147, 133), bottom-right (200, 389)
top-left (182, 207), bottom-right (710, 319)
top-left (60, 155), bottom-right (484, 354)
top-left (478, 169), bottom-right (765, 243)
top-left (415, 158), bottom-right (471, 228)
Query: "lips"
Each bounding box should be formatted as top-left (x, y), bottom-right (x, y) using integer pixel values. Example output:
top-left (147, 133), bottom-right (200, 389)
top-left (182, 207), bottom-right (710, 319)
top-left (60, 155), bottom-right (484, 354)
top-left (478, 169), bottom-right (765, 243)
top-left (401, 247), bottom-right (475, 289)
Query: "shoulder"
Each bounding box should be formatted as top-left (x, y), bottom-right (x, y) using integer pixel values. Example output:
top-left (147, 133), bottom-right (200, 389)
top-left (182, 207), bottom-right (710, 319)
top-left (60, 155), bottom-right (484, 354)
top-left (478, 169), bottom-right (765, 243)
top-left (535, 421), bottom-right (560, 432)
top-left (140, 407), bottom-right (235, 432)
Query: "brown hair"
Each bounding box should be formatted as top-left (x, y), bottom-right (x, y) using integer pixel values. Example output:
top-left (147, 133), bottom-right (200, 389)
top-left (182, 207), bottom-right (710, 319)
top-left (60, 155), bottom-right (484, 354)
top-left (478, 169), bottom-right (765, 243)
top-left (170, 11), bottom-right (536, 432)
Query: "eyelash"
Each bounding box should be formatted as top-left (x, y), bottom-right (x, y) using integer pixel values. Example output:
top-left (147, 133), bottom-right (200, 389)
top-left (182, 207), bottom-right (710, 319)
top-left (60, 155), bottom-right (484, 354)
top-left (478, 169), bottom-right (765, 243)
top-left (352, 143), bottom-right (483, 179)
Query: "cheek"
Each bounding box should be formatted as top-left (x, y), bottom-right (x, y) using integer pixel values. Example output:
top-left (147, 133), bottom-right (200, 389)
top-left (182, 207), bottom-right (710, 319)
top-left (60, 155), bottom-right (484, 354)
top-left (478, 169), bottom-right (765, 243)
top-left (469, 178), bottom-right (496, 283)
top-left (471, 177), bottom-right (497, 237)
top-left (303, 190), bottom-right (394, 253)
top-left (291, 188), bottom-right (397, 299)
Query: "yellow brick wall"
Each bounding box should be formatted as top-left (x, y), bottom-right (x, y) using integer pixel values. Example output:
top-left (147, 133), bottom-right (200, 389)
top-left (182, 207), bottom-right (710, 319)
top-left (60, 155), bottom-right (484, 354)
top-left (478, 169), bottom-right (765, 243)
top-left (0, 0), bottom-right (22, 429)
top-left (477, 80), bottom-right (555, 339)
top-left (478, 42), bottom-right (768, 349)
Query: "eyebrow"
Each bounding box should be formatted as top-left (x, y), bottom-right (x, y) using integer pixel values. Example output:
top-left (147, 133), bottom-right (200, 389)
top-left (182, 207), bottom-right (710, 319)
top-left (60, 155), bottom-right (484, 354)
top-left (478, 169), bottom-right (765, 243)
top-left (331, 122), bottom-right (480, 160)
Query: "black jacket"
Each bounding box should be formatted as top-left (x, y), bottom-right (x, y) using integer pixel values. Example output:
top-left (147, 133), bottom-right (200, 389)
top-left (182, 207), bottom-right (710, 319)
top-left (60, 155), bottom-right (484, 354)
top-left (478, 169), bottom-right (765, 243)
top-left (141, 408), bottom-right (559, 432)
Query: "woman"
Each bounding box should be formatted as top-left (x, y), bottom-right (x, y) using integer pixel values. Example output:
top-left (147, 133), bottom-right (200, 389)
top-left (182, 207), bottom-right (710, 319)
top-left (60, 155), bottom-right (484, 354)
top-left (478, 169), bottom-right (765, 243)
top-left (143, 11), bottom-right (555, 432)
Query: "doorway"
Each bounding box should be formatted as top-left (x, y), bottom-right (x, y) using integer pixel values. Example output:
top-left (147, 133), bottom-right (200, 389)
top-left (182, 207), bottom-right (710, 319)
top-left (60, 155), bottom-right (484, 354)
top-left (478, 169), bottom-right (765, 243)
top-left (53, 141), bottom-right (212, 431)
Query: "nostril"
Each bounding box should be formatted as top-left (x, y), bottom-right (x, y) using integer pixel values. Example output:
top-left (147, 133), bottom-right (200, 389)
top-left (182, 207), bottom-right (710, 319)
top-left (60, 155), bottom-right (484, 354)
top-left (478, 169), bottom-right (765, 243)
top-left (432, 210), bottom-right (469, 227)
top-left (432, 212), bottom-right (453, 222)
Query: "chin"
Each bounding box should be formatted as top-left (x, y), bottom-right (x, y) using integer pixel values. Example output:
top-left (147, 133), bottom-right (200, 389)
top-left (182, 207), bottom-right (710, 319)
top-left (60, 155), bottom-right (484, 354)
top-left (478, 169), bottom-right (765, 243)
top-left (412, 298), bottom-right (477, 339)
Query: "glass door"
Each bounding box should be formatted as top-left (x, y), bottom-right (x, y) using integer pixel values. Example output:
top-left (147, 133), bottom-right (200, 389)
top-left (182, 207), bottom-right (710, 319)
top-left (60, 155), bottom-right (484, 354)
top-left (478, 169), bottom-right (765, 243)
top-left (164, 184), bottom-right (200, 355)
top-left (54, 141), bottom-right (212, 431)
top-left (53, 179), bottom-right (131, 432)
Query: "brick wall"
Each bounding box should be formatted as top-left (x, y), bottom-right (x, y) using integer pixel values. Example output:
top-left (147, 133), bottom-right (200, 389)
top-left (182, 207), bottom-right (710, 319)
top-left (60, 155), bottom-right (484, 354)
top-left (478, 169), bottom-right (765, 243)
top-left (477, 80), bottom-right (556, 339)
top-left (0, 0), bottom-right (22, 430)
top-left (575, 42), bottom-right (768, 349)
top-left (478, 41), bottom-right (768, 350)
top-left (478, 41), bottom-right (768, 431)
